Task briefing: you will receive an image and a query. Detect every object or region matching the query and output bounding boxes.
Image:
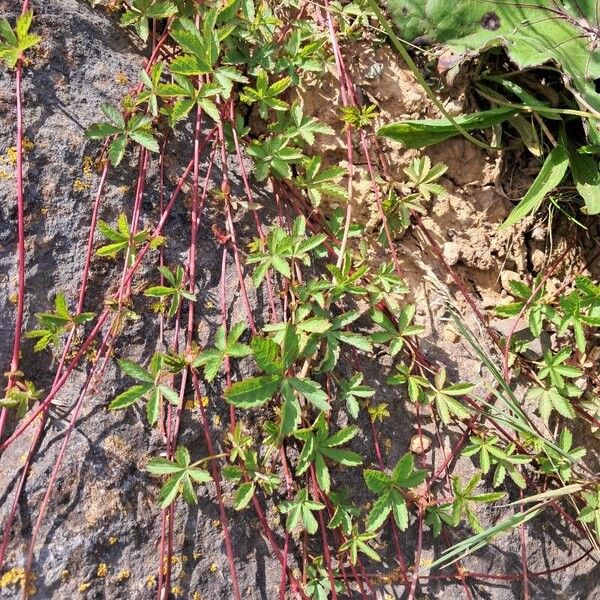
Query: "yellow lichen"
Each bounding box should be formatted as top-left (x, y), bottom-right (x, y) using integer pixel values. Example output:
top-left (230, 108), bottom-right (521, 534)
top-left (116, 569), bottom-right (130, 582)
top-left (212, 414), bottom-right (221, 427)
top-left (0, 568), bottom-right (25, 589)
top-left (0, 139), bottom-right (34, 169)
top-left (73, 178), bottom-right (90, 192)
top-left (146, 575), bottom-right (156, 589)
top-left (192, 592), bottom-right (202, 600)
top-left (96, 563), bottom-right (108, 577)
top-left (78, 582), bottom-right (91, 592)
top-left (192, 550), bottom-right (202, 560)
top-left (61, 569), bottom-right (69, 580)
top-left (185, 396), bottom-right (209, 410)
top-left (172, 585), bottom-right (183, 598)
top-left (82, 155), bottom-right (95, 176)
top-left (209, 563), bottom-right (218, 573)
top-left (0, 568), bottom-right (35, 595)
top-left (108, 536), bottom-right (118, 545)
top-left (383, 437), bottom-right (392, 454)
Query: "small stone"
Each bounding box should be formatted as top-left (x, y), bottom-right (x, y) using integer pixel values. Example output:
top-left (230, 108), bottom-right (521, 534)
top-left (530, 248), bottom-right (546, 272)
top-left (531, 224), bottom-right (546, 241)
top-left (363, 62), bottom-right (384, 80)
top-left (442, 241), bottom-right (461, 266)
top-left (410, 434), bottom-right (432, 454)
top-left (443, 325), bottom-right (459, 343)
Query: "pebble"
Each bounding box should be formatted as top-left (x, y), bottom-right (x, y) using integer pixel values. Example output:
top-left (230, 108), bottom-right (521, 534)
top-left (442, 241), bottom-right (461, 266)
top-left (410, 434), bottom-right (432, 454)
top-left (500, 269), bottom-right (521, 294)
top-left (443, 325), bottom-right (459, 343)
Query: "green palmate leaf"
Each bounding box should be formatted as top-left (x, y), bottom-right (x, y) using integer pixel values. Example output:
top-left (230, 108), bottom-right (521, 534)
top-left (339, 527), bottom-right (381, 565)
top-left (0, 381), bottom-right (41, 419)
top-left (121, 0), bottom-right (178, 42)
top-left (110, 355), bottom-right (178, 424)
top-left (224, 375), bottom-right (281, 408)
top-left (280, 489), bottom-right (325, 535)
top-left (25, 294), bottom-right (94, 353)
top-left (502, 139), bottom-right (569, 227)
top-left (337, 373), bottom-right (375, 419)
top-left (147, 446), bottom-right (212, 508)
top-left (527, 385), bottom-right (576, 422)
top-left (426, 367), bottom-right (473, 424)
top-left (364, 452), bottom-right (426, 531)
top-left (579, 487), bottom-right (600, 543)
top-left (85, 106), bottom-right (158, 166)
top-left (293, 415), bottom-right (361, 492)
top-left (378, 107), bottom-right (517, 148)
top-left (447, 473), bottom-right (504, 533)
top-left (537, 348), bottom-right (583, 389)
top-left (195, 323), bottom-right (251, 380)
top-left (0, 11), bottom-right (41, 69)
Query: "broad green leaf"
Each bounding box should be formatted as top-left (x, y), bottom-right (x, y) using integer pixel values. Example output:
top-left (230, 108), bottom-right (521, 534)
top-left (363, 469), bottom-right (391, 494)
top-left (569, 148), bottom-right (600, 215)
top-left (386, 1), bottom-right (600, 137)
top-left (502, 140), bottom-right (569, 227)
top-left (378, 107), bottom-right (517, 148)
top-left (85, 122), bottom-right (121, 139)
